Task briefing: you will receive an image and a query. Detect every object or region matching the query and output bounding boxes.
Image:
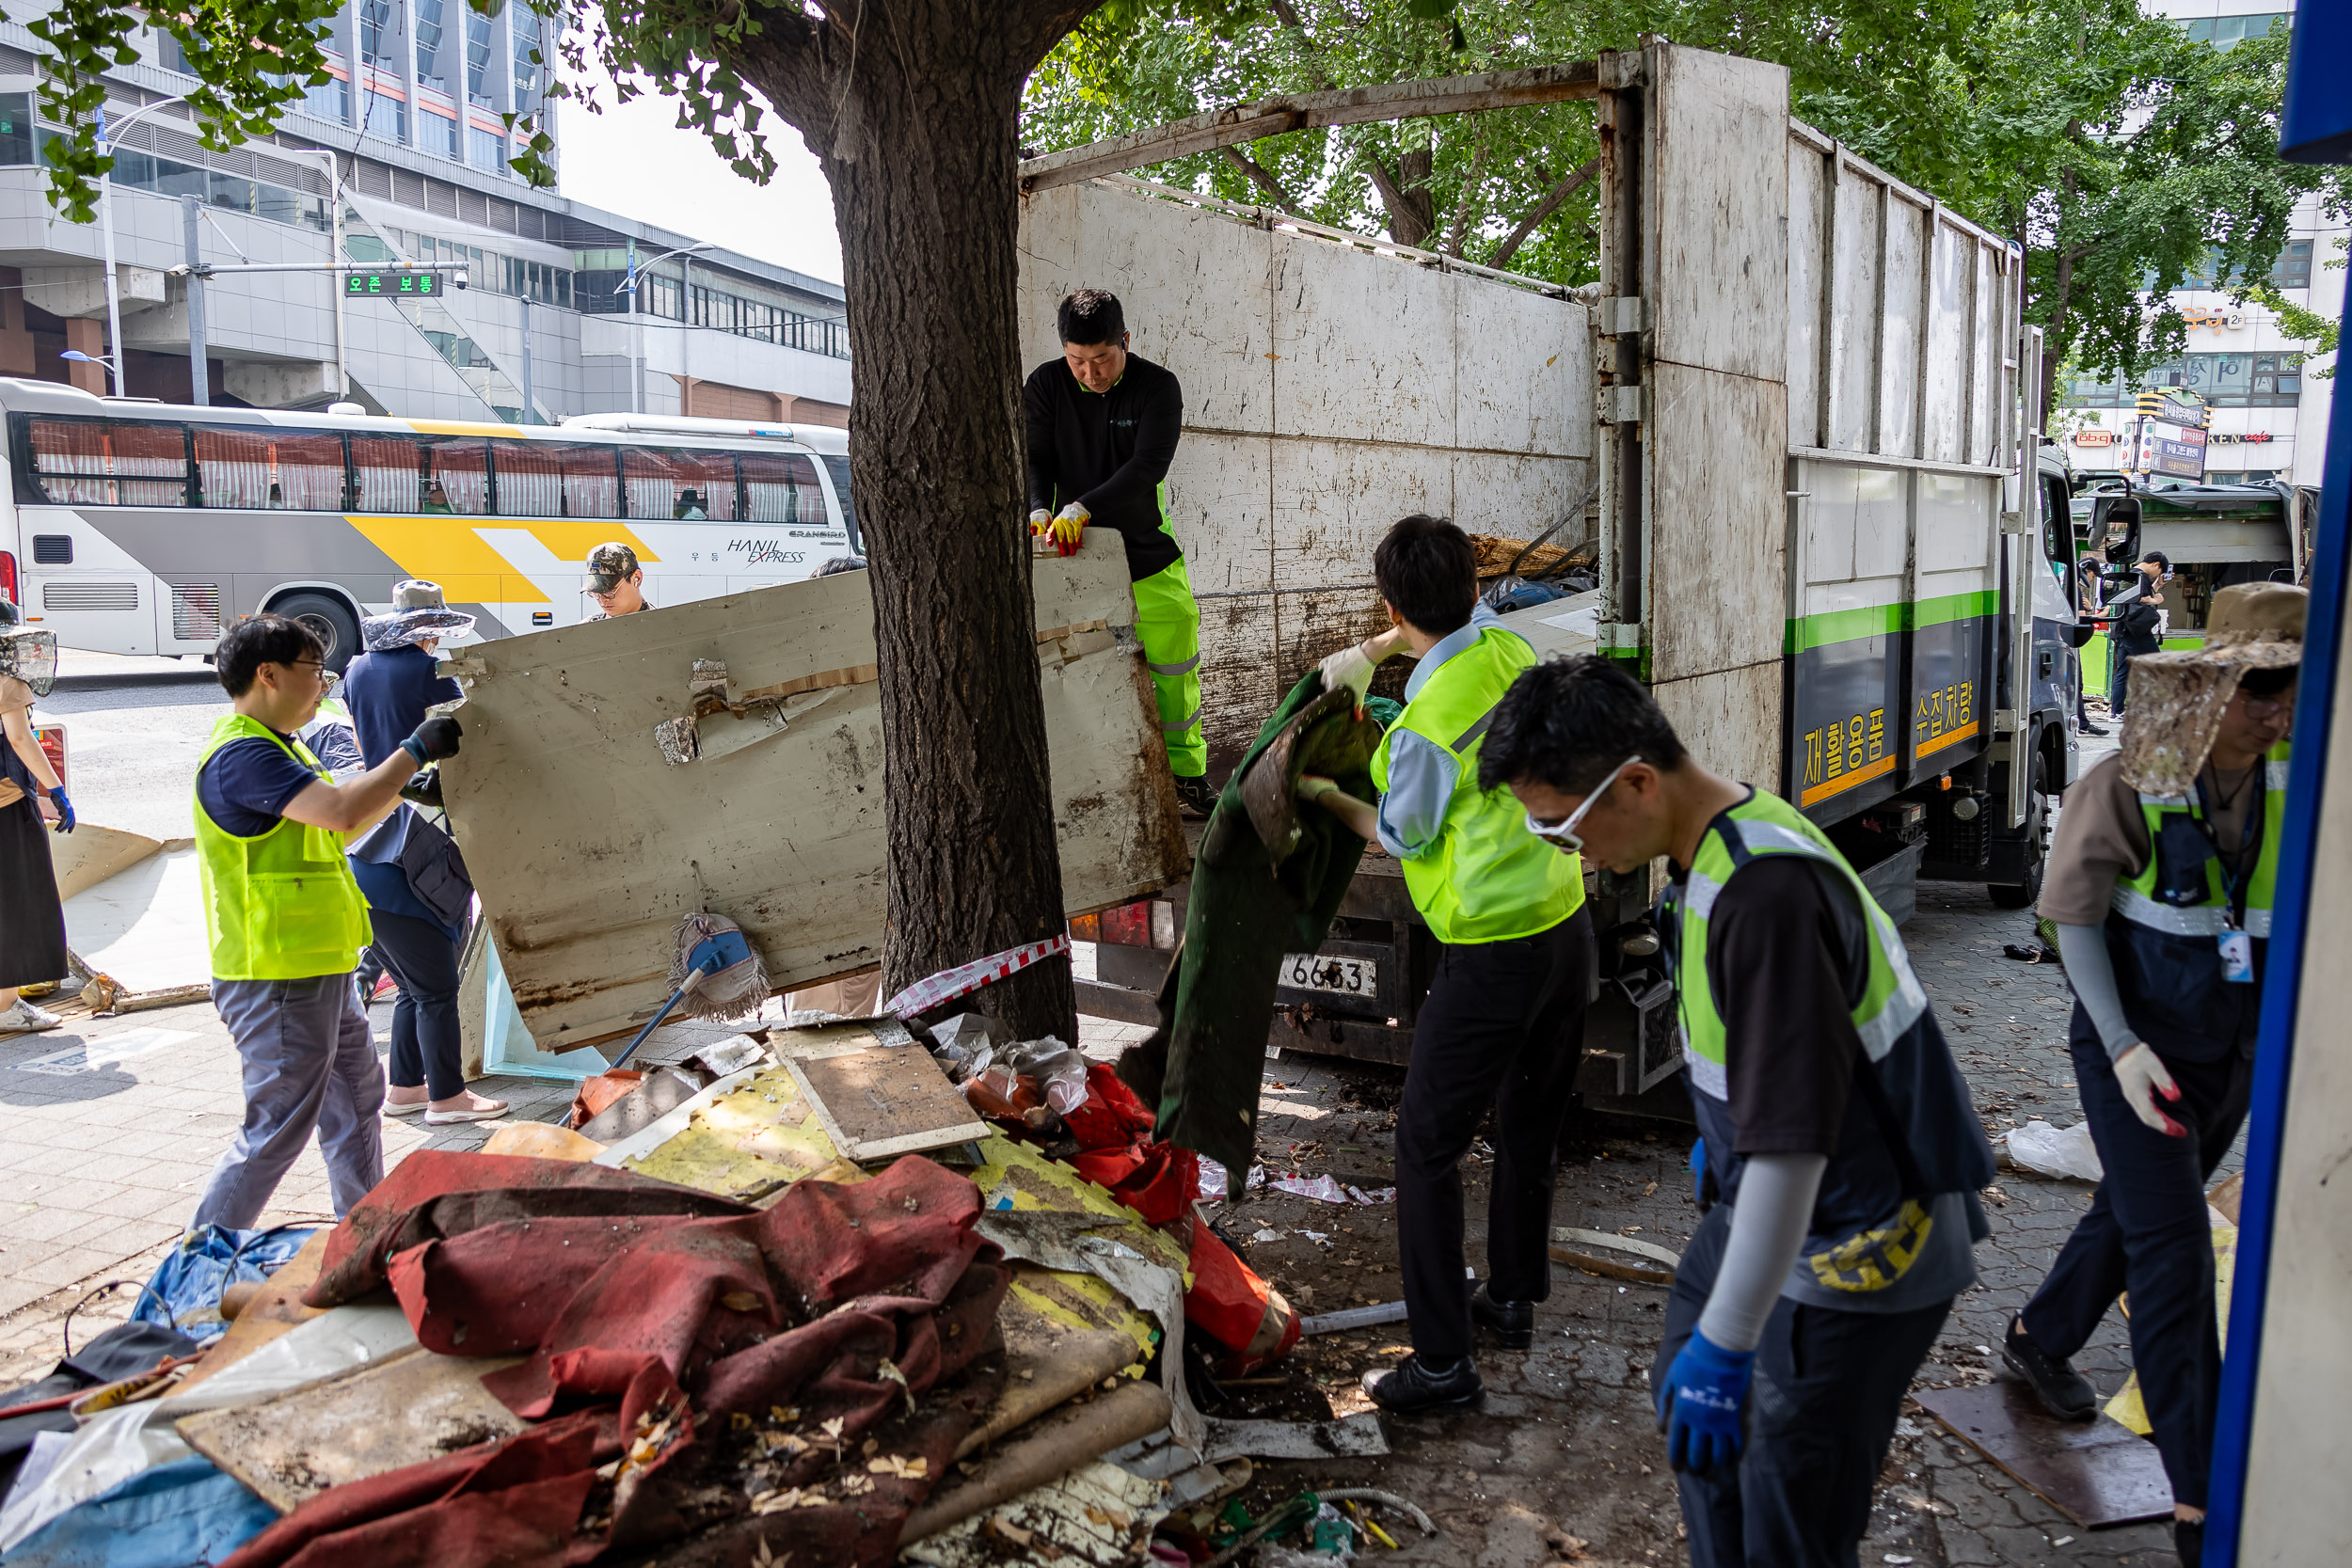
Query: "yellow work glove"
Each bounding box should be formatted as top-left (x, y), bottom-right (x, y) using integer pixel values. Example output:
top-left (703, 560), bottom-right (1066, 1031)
top-left (1048, 502), bottom-right (1089, 557)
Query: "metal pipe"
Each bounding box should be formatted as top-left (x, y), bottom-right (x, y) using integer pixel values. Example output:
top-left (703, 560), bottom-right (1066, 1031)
top-left (181, 195), bottom-right (208, 406)
top-left (91, 94), bottom-right (192, 397)
top-left (519, 292), bottom-right (533, 421)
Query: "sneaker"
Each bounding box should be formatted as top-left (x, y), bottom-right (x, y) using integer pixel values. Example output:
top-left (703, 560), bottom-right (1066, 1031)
top-left (0, 999), bottom-right (64, 1033)
top-left (1173, 773), bottom-right (1219, 818)
top-left (1470, 1282), bottom-right (1534, 1349)
top-left (2002, 1315), bottom-right (2098, 1421)
top-left (1361, 1353), bottom-right (1483, 1415)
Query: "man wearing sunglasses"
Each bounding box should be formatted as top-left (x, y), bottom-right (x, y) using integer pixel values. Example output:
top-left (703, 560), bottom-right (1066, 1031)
top-left (188, 614), bottom-right (463, 1231)
top-left (1479, 656), bottom-right (1990, 1568)
top-left (1297, 515), bottom-right (1593, 1415)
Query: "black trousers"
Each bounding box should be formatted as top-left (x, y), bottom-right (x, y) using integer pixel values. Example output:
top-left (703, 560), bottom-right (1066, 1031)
top-left (1395, 908), bottom-right (1595, 1361)
top-left (2110, 638), bottom-right (2159, 716)
top-left (2019, 1025), bottom-right (2250, 1509)
top-left (370, 910), bottom-right (465, 1101)
top-left (1663, 1204), bottom-right (1953, 1568)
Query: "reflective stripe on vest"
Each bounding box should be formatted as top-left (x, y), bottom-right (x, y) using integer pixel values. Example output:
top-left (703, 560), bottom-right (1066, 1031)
top-left (192, 714), bottom-right (373, 982)
top-left (1368, 626), bottom-right (1583, 944)
top-left (2109, 738), bottom-right (2288, 940)
top-left (1673, 790), bottom-right (1927, 1101)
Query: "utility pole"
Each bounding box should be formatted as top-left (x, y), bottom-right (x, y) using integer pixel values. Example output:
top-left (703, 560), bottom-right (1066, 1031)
top-left (181, 194), bottom-right (208, 406)
top-left (520, 292), bottom-right (534, 421)
top-left (679, 251), bottom-right (691, 418)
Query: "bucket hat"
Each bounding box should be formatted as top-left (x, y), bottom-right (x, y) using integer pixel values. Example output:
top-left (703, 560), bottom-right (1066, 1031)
top-left (2119, 581), bottom-right (2305, 795)
top-left (362, 579), bottom-right (476, 653)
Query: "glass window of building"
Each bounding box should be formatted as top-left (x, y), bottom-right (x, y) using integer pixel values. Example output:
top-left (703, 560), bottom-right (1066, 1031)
top-left (466, 4), bottom-right (498, 104)
top-left (419, 110), bottom-right (458, 158)
top-left (414, 0), bottom-right (450, 91)
top-left (0, 93), bottom-right (30, 166)
top-left (469, 124), bottom-right (506, 172)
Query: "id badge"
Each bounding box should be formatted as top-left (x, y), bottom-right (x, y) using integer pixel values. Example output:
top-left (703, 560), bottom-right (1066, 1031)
top-left (2217, 928), bottom-right (2255, 985)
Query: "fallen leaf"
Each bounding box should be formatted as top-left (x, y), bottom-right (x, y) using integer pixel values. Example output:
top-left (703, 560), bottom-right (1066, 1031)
top-left (868, 1454), bottom-right (929, 1480)
top-left (720, 1291), bottom-right (763, 1313)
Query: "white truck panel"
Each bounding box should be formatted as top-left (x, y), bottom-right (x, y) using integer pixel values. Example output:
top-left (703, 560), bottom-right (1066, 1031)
top-left (1649, 46), bottom-right (1791, 386)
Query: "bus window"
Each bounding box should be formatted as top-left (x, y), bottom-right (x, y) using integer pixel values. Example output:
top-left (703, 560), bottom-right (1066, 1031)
top-left (623, 448), bottom-right (737, 520)
top-left (194, 428), bottom-right (346, 511)
top-left (820, 454), bottom-right (860, 553)
top-left (493, 442), bottom-right (622, 519)
top-left (26, 418), bottom-right (189, 507)
top-left (741, 451), bottom-right (822, 526)
top-left (351, 436), bottom-right (428, 513)
top-left (421, 439), bottom-right (489, 515)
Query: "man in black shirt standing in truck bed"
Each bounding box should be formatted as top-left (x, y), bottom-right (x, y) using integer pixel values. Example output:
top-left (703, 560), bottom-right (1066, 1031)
top-left (1024, 289), bottom-right (1213, 816)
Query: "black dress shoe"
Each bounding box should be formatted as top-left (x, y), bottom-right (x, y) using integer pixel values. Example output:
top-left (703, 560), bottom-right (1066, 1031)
top-left (2081, 723), bottom-right (2108, 736)
top-left (2173, 1515), bottom-right (2202, 1568)
top-left (1470, 1282), bottom-right (1534, 1349)
top-left (2002, 1315), bottom-right (2098, 1421)
top-left (1361, 1354), bottom-right (1483, 1414)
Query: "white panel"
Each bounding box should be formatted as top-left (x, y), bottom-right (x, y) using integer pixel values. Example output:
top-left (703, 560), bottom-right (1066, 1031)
top-left (1915, 470), bottom-right (1995, 577)
top-left (1270, 231), bottom-right (1456, 446)
top-left (1454, 281), bottom-right (1592, 459)
top-left (1880, 199), bottom-right (1925, 459)
top-left (1922, 220), bottom-right (1970, 466)
top-left (1268, 437), bottom-right (1452, 591)
top-left (1786, 140), bottom-right (1826, 448)
top-left (1652, 660), bottom-right (1784, 794)
top-left (1828, 166), bottom-right (1883, 453)
top-left (1802, 460), bottom-right (1860, 586)
top-left (1970, 245), bottom-right (1999, 467)
top-left (1451, 451), bottom-right (1594, 540)
top-left (1650, 45), bottom-right (1792, 382)
top-left (1163, 434), bottom-right (1273, 598)
top-left (1853, 466), bottom-right (1910, 581)
top-left (1648, 362), bottom-right (1788, 682)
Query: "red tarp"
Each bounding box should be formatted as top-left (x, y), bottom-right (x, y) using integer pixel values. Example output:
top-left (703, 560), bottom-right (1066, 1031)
top-left (229, 1153), bottom-right (1008, 1568)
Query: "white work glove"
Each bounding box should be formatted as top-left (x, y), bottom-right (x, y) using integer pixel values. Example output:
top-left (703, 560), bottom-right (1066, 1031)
top-left (2113, 1042), bottom-right (2186, 1138)
top-left (1318, 639), bottom-right (1380, 714)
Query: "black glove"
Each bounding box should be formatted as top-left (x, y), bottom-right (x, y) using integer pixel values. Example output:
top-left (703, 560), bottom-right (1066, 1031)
top-left (398, 769), bottom-right (445, 809)
top-left (402, 715), bottom-right (463, 765)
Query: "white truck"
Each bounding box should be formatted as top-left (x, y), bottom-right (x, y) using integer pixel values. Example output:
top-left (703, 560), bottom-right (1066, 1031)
top-left (1038, 41), bottom-right (2084, 1093)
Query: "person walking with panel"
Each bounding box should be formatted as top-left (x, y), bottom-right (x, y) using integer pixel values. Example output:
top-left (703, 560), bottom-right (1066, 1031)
top-left (1479, 655), bottom-right (1992, 1566)
top-left (2003, 583), bottom-right (2304, 1568)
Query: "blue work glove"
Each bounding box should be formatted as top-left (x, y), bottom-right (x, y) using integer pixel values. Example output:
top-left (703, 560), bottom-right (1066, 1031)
top-left (46, 788), bottom-right (74, 834)
top-left (1660, 1327), bottom-right (1755, 1474)
top-left (1690, 1137), bottom-right (1707, 1204)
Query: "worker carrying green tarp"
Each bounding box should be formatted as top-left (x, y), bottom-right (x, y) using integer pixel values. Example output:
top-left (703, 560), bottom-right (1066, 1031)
top-left (1023, 288), bottom-right (1214, 816)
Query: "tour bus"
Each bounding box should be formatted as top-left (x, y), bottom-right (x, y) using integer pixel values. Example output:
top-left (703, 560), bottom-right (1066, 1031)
top-left (0, 378), bottom-right (861, 668)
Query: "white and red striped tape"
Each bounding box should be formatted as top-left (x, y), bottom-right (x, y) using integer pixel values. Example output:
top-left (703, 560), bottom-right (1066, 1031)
top-left (883, 932), bottom-right (1073, 1018)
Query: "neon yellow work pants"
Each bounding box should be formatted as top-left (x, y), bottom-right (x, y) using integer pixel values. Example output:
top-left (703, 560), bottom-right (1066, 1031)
top-left (1132, 556), bottom-right (1207, 779)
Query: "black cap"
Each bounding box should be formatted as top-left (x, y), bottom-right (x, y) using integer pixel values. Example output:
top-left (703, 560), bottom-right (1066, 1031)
top-left (582, 541), bottom-right (642, 594)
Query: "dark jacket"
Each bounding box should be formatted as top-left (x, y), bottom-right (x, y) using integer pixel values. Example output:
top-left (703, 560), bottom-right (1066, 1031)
top-left (2106, 577), bottom-right (2164, 646)
top-left (1023, 354), bottom-right (1184, 581)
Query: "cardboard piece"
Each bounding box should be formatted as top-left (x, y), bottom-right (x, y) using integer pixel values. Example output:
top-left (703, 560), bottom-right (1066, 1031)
top-left (957, 1303), bottom-right (1142, 1460)
top-left (779, 1029), bottom-right (988, 1162)
top-left (1915, 1381), bottom-right (2173, 1528)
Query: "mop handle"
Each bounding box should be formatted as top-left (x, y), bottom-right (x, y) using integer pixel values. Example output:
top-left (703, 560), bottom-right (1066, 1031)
top-left (609, 960), bottom-right (712, 1070)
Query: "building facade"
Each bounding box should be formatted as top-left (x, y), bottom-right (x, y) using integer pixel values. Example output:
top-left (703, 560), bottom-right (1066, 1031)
top-left (0, 2), bottom-right (849, 426)
top-left (2055, 2), bottom-right (2340, 487)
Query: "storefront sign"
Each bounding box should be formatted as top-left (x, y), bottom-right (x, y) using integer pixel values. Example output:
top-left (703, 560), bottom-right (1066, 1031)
top-left (2074, 428), bottom-right (2116, 447)
top-left (2137, 420), bottom-right (2209, 481)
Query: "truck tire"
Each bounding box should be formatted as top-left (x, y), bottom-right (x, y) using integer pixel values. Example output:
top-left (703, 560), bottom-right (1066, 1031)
top-left (1988, 754), bottom-right (2048, 909)
top-left (269, 592), bottom-right (363, 673)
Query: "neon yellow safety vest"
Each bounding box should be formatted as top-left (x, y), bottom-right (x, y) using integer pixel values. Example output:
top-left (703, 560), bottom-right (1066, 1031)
top-left (2102, 740), bottom-right (2287, 1059)
top-left (193, 714), bottom-right (373, 981)
top-left (1369, 626), bottom-right (1583, 943)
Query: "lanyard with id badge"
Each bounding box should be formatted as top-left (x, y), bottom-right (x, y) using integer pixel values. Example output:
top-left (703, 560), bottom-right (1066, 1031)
top-left (2189, 771), bottom-right (2265, 984)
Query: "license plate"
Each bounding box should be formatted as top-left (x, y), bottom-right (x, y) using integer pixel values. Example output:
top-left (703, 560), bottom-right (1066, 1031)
top-left (1280, 953), bottom-right (1377, 996)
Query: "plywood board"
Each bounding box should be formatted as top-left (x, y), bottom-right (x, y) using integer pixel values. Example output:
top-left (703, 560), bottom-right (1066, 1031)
top-left (1652, 660), bottom-right (1784, 796)
top-left (439, 535), bottom-right (1189, 1047)
top-left (1645, 361), bottom-right (1788, 684)
top-left (1915, 1382), bottom-right (2171, 1528)
top-left (1650, 45), bottom-right (1791, 385)
top-left (779, 1031), bottom-right (988, 1162)
top-left (178, 1345), bottom-right (528, 1513)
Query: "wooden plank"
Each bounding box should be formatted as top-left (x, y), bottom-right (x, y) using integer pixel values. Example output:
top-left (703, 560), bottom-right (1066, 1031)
top-left (1019, 63), bottom-right (1607, 193)
top-left (177, 1346), bottom-right (528, 1513)
top-left (437, 535), bottom-right (1189, 1048)
top-left (778, 1029), bottom-right (988, 1162)
top-left (1915, 1382), bottom-right (2172, 1528)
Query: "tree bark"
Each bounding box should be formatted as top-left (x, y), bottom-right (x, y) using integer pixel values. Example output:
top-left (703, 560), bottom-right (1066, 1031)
top-left (738, 2), bottom-right (1095, 1041)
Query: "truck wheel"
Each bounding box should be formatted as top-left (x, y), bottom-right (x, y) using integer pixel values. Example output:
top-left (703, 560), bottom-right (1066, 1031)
top-left (1988, 755), bottom-right (2048, 909)
top-left (270, 592), bottom-right (362, 673)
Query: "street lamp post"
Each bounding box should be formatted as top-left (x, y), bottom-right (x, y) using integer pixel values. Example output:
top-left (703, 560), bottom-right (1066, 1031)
top-left (268, 146), bottom-right (351, 402)
top-left (620, 243), bottom-right (713, 415)
top-left (95, 94), bottom-right (191, 399)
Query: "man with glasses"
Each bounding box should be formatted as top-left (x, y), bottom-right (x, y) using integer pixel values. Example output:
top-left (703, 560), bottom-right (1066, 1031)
top-left (1478, 656), bottom-right (1990, 1568)
top-left (1295, 514), bottom-right (1594, 1415)
top-left (2003, 584), bottom-right (2302, 1568)
top-left (189, 614), bottom-right (462, 1230)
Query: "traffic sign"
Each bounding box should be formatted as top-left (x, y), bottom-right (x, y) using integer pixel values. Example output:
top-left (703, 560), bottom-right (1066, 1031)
top-left (345, 271), bottom-right (446, 298)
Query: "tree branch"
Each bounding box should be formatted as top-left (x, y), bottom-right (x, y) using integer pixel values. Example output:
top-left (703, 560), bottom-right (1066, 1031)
top-left (1221, 143), bottom-right (1300, 210)
top-left (1487, 154), bottom-right (1597, 272)
top-left (1441, 114), bottom-right (1490, 258)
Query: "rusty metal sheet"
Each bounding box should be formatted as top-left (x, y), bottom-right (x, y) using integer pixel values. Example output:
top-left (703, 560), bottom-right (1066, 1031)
top-left (1914, 1381), bottom-right (2173, 1528)
top-left (438, 535), bottom-right (1189, 1050)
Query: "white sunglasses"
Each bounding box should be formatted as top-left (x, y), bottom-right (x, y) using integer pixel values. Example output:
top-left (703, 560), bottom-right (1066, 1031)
top-left (1524, 755), bottom-right (1639, 853)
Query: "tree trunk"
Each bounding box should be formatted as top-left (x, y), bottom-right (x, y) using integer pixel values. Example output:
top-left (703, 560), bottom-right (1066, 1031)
top-left (739, 4), bottom-right (1092, 1042)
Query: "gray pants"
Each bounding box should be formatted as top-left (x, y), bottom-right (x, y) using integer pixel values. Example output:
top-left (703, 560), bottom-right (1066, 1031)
top-left (191, 974), bottom-right (385, 1230)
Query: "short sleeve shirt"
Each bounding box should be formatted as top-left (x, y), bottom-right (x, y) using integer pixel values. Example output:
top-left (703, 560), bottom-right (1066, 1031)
top-left (197, 733), bottom-right (320, 837)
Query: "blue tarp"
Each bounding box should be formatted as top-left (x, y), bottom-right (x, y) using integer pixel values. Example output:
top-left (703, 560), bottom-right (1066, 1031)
top-left (0, 1458), bottom-right (276, 1566)
top-left (128, 1227), bottom-right (314, 1346)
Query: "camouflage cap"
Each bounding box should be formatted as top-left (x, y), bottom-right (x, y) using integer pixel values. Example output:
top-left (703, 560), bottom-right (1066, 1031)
top-left (581, 542), bottom-right (642, 594)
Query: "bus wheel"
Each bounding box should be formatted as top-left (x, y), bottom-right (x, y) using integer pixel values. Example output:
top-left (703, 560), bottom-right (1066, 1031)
top-left (271, 592), bottom-right (362, 673)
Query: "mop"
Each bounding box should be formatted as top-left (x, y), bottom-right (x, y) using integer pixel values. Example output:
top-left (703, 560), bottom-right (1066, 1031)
top-left (569, 913), bottom-right (769, 1128)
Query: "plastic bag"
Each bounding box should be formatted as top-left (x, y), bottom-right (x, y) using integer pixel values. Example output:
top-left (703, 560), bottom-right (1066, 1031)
top-left (961, 1066), bottom-right (1040, 1118)
top-left (2007, 1119), bottom-right (2105, 1182)
top-left (1002, 1036), bottom-right (1089, 1117)
top-left (130, 1225), bottom-right (315, 1345)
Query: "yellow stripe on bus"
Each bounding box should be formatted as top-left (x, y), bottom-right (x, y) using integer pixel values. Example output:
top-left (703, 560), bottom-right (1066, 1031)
top-left (402, 419), bottom-right (526, 437)
top-left (342, 516), bottom-right (662, 606)
top-left (1799, 752), bottom-right (1896, 808)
